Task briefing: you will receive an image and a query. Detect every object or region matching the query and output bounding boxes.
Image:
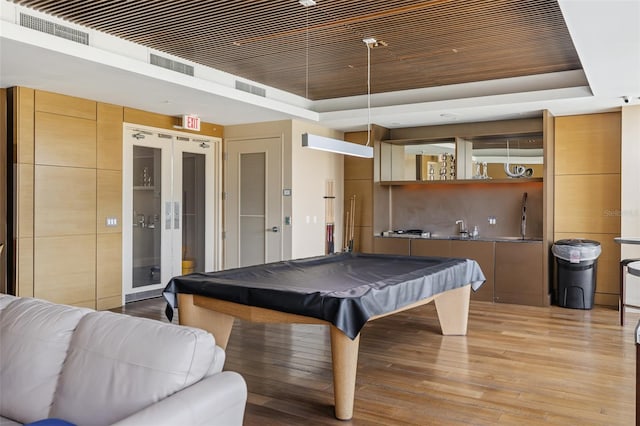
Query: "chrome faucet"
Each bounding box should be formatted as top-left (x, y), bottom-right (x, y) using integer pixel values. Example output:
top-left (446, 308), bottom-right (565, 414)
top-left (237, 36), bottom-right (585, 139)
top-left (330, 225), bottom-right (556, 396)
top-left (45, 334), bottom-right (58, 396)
top-left (455, 219), bottom-right (468, 237)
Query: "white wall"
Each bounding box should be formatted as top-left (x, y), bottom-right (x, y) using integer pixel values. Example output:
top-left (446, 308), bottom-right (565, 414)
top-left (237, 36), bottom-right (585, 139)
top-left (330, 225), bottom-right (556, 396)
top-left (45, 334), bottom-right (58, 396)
top-left (621, 105), bottom-right (640, 307)
top-left (291, 121), bottom-right (344, 259)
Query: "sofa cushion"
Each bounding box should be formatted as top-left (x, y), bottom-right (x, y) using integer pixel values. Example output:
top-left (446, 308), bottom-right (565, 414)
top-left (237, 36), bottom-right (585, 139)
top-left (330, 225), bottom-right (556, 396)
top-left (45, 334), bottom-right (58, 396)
top-left (0, 298), bottom-right (91, 424)
top-left (0, 415), bottom-right (23, 426)
top-left (0, 294), bottom-right (17, 311)
top-left (50, 311), bottom-right (217, 426)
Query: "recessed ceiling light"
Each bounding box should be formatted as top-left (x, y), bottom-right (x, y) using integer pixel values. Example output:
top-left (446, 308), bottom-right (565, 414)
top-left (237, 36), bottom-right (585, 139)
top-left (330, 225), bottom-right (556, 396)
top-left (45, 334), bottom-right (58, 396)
top-left (299, 0), bottom-right (316, 6)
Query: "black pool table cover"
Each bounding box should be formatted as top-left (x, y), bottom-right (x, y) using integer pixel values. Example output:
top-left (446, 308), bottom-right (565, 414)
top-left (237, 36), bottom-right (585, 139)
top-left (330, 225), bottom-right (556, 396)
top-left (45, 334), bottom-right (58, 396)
top-left (163, 252), bottom-right (485, 339)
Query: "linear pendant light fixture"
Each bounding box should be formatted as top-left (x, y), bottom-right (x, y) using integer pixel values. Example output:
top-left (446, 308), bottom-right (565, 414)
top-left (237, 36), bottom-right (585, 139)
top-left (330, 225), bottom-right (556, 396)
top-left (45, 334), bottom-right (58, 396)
top-left (299, 0), bottom-right (374, 158)
top-left (302, 133), bottom-right (374, 158)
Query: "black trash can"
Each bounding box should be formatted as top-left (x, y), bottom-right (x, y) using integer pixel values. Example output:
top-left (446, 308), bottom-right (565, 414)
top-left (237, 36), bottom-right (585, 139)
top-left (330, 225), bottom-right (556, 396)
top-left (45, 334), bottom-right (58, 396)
top-left (552, 239), bottom-right (601, 309)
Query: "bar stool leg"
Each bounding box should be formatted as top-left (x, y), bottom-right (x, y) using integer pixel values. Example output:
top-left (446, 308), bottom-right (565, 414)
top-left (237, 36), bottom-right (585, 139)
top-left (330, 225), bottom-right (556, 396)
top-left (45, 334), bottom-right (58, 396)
top-left (621, 261), bottom-right (626, 326)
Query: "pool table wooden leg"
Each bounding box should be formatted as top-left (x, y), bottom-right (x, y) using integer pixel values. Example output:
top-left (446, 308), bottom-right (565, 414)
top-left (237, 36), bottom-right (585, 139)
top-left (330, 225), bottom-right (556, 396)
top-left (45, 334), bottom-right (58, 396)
top-left (329, 326), bottom-right (360, 420)
top-left (434, 284), bottom-right (471, 335)
top-left (177, 294), bottom-right (235, 350)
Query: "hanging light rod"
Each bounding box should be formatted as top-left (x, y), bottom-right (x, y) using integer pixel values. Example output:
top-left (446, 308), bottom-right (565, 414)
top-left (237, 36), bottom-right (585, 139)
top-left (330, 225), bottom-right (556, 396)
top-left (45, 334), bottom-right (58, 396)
top-left (302, 133), bottom-right (374, 158)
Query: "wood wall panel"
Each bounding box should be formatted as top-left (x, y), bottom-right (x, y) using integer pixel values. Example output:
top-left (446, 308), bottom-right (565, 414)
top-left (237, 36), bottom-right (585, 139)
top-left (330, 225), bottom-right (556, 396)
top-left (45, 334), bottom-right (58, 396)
top-left (344, 130), bottom-right (376, 254)
top-left (124, 108), bottom-right (223, 138)
top-left (344, 156), bottom-right (373, 181)
top-left (35, 112), bottom-right (97, 168)
top-left (542, 110), bottom-right (555, 302)
top-left (554, 112), bottom-right (621, 307)
top-left (344, 131), bottom-right (372, 180)
top-left (555, 113), bottom-right (621, 175)
top-left (554, 174), bottom-right (621, 234)
top-left (17, 238), bottom-right (33, 297)
top-left (34, 166), bottom-right (96, 237)
top-left (97, 103), bottom-right (123, 171)
top-left (35, 90), bottom-right (96, 120)
top-left (358, 227), bottom-right (373, 253)
top-left (344, 180), bottom-right (373, 228)
top-left (34, 235), bottom-right (96, 307)
top-left (97, 233), bottom-right (122, 310)
top-left (16, 164), bottom-right (34, 239)
top-left (97, 170), bottom-right (122, 234)
top-left (15, 87), bottom-right (34, 164)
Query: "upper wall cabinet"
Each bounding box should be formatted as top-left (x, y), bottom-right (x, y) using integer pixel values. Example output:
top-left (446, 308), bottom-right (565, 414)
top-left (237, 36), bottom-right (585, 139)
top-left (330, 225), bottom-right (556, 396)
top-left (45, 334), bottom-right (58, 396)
top-left (377, 118), bottom-right (544, 184)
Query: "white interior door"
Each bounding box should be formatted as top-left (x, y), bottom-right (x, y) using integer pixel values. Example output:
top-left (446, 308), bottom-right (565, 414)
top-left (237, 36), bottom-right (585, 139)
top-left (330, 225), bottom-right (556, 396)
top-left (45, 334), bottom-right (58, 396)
top-left (225, 137), bottom-right (282, 268)
top-left (123, 126), bottom-right (221, 302)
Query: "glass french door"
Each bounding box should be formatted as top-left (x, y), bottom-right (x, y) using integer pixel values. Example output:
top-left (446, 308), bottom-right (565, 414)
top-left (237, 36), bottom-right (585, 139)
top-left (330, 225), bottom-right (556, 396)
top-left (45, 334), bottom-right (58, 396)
top-left (123, 125), bottom-right (221, 302)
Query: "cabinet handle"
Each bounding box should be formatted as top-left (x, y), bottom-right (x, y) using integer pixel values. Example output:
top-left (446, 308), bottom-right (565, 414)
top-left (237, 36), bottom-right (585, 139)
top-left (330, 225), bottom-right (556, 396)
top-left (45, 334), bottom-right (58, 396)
top-left (174, 202), bottom-right (180, 230)
top-left (165, 202), bottom-right (172, 230)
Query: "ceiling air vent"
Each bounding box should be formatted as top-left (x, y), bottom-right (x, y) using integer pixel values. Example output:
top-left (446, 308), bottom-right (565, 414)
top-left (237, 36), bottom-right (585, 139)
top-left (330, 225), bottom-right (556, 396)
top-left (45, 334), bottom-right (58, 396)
top-left (150, 53), bottom-right (194, 76)
top-left (20, 13), bottom-right (89, 45)
top-left (235, 81), bottom-right (266, 97)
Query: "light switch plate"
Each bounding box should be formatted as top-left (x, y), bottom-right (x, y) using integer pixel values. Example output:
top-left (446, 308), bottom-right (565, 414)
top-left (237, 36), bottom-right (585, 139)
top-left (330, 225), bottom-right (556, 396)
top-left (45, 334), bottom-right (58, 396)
top-left (106, 217), bottom-right (118, 227)
top-left (283, 189), bottom-right (292, 196)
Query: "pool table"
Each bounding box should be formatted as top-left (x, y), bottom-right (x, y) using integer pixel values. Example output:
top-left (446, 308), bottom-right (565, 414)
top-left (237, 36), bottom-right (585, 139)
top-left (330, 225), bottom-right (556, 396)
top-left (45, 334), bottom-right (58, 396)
top-left (164, 252), bottom-right (485, 420)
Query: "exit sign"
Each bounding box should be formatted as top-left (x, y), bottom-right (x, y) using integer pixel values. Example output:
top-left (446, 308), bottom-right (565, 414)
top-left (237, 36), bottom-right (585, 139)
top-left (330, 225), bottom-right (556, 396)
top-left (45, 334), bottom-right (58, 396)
top-left (182, 114), bottom-right (201, 131)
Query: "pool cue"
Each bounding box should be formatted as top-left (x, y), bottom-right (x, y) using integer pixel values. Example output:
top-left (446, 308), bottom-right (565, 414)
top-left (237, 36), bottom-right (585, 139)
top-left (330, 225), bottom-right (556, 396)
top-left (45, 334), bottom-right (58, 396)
top-left (324, 180), bottom-right (335, 254)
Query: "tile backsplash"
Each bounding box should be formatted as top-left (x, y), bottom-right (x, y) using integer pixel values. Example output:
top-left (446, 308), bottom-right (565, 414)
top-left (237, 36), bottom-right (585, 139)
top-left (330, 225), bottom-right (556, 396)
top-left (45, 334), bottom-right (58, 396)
top-left (386, 181), bottom-right (543, 238)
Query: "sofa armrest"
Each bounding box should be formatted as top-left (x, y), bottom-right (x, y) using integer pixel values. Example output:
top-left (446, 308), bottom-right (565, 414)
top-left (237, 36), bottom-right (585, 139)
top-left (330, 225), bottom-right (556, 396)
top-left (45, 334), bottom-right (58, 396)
top-left (110, 371), bottom-right (247, 426)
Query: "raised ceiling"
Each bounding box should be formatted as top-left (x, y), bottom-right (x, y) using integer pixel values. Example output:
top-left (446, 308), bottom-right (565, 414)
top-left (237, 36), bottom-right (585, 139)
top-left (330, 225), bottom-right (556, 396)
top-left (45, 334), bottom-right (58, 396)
top-left (10, 0), bottom-right (581, 101)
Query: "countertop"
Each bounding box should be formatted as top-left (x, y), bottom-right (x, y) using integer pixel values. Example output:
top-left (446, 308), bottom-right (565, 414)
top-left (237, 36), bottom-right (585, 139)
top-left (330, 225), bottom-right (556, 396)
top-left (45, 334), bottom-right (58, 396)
top-left (377, 233), bottom-right (543, 243)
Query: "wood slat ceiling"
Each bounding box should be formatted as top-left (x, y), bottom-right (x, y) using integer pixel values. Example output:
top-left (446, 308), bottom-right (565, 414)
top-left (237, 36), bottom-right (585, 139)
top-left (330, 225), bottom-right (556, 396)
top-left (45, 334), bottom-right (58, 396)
top-left (12, 0), bottom-right (581, 101)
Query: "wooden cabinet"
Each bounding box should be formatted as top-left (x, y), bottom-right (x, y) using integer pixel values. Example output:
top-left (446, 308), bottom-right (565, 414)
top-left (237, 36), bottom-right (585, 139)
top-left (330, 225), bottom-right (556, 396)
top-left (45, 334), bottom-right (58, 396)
top-left (372, 237), bottom-right (410, 255)
top-left (372, 237), bottom-right (547, 306)
top-left (411, 239), bottom-right (451, 257)
top-left (494, 241), bottom-right (546, 306)
top-left (450, 240), bottom-right (495, 302)
top-left (412, 239), bottom-right (494, 302)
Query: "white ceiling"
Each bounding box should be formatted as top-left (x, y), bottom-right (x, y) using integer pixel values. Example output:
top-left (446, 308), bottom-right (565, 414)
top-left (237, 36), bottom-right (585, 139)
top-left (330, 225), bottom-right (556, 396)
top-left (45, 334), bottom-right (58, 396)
top-left (1, 0), bottom-right (639, 132)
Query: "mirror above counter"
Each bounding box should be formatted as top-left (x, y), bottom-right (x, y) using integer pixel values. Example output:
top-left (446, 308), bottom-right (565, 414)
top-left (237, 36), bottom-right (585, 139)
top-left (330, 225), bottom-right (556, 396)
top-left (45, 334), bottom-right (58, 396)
top-left (470, 133), bottom-right (543, 179)
top-left (379, 138), bottom-right (456, 182)
top-left (378, 131), bottom-right (543, 183)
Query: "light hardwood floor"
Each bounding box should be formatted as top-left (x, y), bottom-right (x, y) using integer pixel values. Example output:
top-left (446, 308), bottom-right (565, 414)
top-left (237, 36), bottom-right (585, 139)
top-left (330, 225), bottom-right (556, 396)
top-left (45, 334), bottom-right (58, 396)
top-left (112, 299), bottom-right (637, 425)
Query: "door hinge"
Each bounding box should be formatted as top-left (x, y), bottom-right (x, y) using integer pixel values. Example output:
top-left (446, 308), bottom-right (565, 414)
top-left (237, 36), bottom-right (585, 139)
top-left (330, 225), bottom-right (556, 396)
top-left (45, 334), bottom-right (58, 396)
top-left (221, 231), bottom-right (226, 240)
top-left (222, 152), bottom-right (228, 161)
top-left (222, 191), bottom-right (227, 200)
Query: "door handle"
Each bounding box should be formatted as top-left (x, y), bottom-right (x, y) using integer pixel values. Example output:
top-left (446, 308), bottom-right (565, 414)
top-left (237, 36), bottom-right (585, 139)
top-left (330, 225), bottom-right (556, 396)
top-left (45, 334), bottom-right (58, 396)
top-left (268, 226), bottom-right (280, 233)
top-left (174, 202), bottom-right (180, 230)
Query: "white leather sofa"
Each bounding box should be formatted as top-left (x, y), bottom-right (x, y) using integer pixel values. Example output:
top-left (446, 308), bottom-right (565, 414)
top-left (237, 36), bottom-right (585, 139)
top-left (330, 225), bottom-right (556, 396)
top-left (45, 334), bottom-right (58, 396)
top-left (0, 294), bottom-right (247, 426)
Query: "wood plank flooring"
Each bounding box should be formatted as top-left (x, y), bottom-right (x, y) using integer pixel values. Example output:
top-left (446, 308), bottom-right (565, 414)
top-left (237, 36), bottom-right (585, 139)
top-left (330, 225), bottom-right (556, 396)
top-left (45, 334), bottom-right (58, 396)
top-left (111, 299), bottom-right (638, 425)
